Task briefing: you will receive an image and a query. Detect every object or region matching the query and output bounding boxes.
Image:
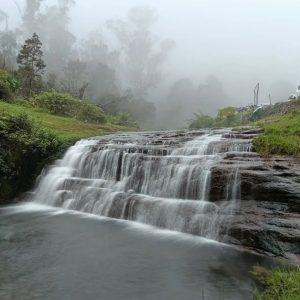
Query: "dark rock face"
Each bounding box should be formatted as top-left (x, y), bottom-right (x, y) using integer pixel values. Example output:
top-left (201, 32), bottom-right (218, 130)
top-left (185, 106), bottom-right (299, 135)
top-left (209, 129), bottom-right (300, 261)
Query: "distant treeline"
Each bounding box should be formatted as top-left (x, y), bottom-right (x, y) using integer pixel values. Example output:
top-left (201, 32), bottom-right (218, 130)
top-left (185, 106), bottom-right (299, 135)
top-left (0, 1), bottom-right (232, 129)
top-left (189, 106), bottom-right (254, 129)
top-left (0, 3), bottom-right (175, 127)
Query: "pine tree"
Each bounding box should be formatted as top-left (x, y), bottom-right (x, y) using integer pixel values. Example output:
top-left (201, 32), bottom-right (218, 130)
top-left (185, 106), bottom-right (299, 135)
top-left (17, 32), bottom-right (46, 97)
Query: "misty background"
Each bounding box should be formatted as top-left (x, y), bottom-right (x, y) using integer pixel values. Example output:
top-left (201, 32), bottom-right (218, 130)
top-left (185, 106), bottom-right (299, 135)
top-left (1, 0), bottom-right (300, 128)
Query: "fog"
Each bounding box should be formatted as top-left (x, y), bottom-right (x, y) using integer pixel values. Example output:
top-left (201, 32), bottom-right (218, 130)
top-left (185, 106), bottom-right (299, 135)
top-left (1, 0), bottom-right (300, 128)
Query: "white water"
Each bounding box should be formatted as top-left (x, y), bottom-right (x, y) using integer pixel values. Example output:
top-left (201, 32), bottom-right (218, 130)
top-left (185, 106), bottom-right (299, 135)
top-left (31, 130), bottom-right (249, 240)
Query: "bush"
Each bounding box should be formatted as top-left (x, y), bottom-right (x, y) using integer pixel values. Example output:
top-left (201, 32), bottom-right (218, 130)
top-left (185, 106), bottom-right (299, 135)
top-left (31, 92), bottom-right (79, 115)
top-left (76, 102), bottom-right (106, 123)
top-left (110, 113), bottom-right (139, 128)
top-left (188, 108), bottom-right (253, 129)
top-left (31, 92), bottom-right (106, 123)
top-left (4, 112), bottom-right (33, 133)
top-left (0, 113), bottom-right (62, 202)
top-left (0, 70), bottom-right (18, 102)
top-left (189, 113), bottom-right (215, 129)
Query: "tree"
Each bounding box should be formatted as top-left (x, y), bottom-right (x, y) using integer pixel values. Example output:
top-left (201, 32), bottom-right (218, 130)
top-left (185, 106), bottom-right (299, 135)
top-left (39, 1), bottom-right (76, 73)
top-left (0, 31), bottom-right (18, 70)
top-left (62, 59), bottom-right (87, 98)
top-left (21, 0), bottom-right (76, 74)
top-left (86, 63), bottom-right (117, 101)
top-left (22, 0), bottom-right (43, 37)
top-left (106, 6), bottom-right (175, 97)
top-left (217, 106), bottom-right (237, 125)
top-left (17, 32), bottom-right (46, 97)
top-left (160, 78), bottom-right (198, 129)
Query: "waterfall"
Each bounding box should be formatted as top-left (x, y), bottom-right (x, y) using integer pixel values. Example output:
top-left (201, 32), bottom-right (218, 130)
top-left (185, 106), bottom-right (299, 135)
top-left (31, 130), bottom-right (251, 240)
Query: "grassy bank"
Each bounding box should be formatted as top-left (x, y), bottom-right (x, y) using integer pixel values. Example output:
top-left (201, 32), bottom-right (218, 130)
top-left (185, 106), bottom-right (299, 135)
top-left (188, 98), bottom-right (300, 158)
top-left (0, 101), bottom-right (138, 203)
top-left (253, 110), bottom-right (300, 158)
top-left (253, 266), bottom-right (300, 300)
top-left (0, 101), bottom-right (138, 140)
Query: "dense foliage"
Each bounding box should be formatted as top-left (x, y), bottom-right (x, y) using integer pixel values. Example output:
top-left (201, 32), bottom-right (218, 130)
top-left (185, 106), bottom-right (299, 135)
top-left (0, 99), bottom-right (139, 203)
top-left (108, 113), bottom-right (139, 128)
top-left (189, 106), bottom-right (253, 129)
top-left (253, 266), bottom-right (300, 300)
top-left (0, 3), bottom-right (175, 128)
top-left (189, 113), bottom-right (215, 129)
top-left (31, 92), bottom-right (106, 123)
top-left (0, 69), bottom-right (18, 101)
top-left (0, 113), bottom-right (62, 202)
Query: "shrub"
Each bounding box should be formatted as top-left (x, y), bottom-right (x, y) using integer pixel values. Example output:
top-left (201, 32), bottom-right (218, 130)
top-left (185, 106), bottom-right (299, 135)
top-left (110, 113), bottom-right (139, 128)
top-left (0, 70), bottom-right (18, 102)
top-left (31, 92), bottom-right (80, 116)
top-left (31, 92), bottom-right (106, 123)
top-left (0, 113), bottom-right (61, 202)
top-left (216, 106), bottom-right (241, 127)
top-left (75, 102), bottom-right (106, 123)
top-left (189, 113), bottom-right (215, 129)
top-left (188, 108), bottom-right (252, 129)
top-left (4, 112), bottom-right (33, 134)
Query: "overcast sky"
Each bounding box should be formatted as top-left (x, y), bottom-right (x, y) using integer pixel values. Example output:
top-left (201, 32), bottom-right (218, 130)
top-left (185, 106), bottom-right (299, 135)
top-left (1, 0), bottom-right (300, 105)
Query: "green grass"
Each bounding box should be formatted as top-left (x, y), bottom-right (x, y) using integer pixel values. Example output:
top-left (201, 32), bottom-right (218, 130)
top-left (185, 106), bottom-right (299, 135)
top-left (253, 266), bottom-right (300, 300)
top-left (253, 111), bottom-right (300, 158)
top-left (0, 101), bottom-right (138, 140)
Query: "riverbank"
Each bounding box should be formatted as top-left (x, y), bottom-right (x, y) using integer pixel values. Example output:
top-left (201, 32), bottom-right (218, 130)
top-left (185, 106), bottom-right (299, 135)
top-left (0, 101), bottom-right (139, 204)
top-left (253, 110), bottom-right (300, 158)
top-left (189, 98), bottom-right (300, 158)
top-left (253, 266), bottom-right (300, 300)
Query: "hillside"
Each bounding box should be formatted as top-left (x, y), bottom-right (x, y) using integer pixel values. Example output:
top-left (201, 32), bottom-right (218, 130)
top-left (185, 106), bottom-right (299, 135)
top-left (253, 99), bottom-right (300, 158)
top-left (0, 101), bottom-right (138, 140)
top-left (0, 101), bottom-right (139, 204)
top-left (188, 98), bottom-right (300, 158)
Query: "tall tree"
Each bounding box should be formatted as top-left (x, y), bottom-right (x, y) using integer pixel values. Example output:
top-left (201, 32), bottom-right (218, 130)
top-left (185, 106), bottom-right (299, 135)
top-left (17, 32), bottom-right (46, 97)
top-left (80, 32), bottom-right (120, 101)
top-left (22, 0), bottom-right (44, 36)
top-left (39, 0), bottom-right (76, 73)
top-left (0, 31), bottom-right (18, 70)
top-left (62, 59), bottom-right (87, 97)
top-left (21, 0), bottom-right (76, 74)
top-left (106, 6), bottom-right (175, 97)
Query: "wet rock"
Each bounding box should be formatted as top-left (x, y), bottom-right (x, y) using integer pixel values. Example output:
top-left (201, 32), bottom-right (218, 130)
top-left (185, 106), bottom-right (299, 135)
top-left (208, 147), bottom-right (300, 260)
top-left (221, 201), bottom-right (300, 260)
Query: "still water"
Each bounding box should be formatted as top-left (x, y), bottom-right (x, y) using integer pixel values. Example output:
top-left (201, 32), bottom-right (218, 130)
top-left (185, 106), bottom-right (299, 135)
top-left (0, 204), bottom-right (276, 300)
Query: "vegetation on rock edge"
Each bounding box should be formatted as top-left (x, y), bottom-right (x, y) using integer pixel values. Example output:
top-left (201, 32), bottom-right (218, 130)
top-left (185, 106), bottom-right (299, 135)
top-left (253, 266), bottom-right (300, 300)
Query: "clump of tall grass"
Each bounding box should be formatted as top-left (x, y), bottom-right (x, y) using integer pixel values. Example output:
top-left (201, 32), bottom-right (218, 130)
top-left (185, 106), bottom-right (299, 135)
top-left (254, 110), bottom-right (300, 158)
top-left (252, 266), bottom-right (300, 300)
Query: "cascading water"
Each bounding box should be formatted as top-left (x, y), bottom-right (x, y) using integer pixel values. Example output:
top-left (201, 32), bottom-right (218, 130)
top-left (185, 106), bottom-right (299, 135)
top-left (32, 130), bottom-right (252, 240)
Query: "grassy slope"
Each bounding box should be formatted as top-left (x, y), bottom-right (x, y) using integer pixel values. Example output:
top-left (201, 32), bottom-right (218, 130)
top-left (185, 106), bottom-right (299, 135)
top-left (0, 101), bottom-right (137, 140)
top-left (253, 267), bottom-right (300, 300)
top-left (0, 101), bottom-right (138, 203)
top-left (253, 111), bottom-right (300, 158)
top-left (251, 103), bottom-right (300, 298)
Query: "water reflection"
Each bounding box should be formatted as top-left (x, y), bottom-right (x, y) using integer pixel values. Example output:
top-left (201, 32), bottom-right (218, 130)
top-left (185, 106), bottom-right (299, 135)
top-left (0, 205), bottom-right (278, 300)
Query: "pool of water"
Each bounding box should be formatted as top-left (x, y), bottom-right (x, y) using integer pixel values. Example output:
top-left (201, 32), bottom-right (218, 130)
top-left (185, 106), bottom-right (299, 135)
top-left (0, 204), bottom-right (277, 300)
